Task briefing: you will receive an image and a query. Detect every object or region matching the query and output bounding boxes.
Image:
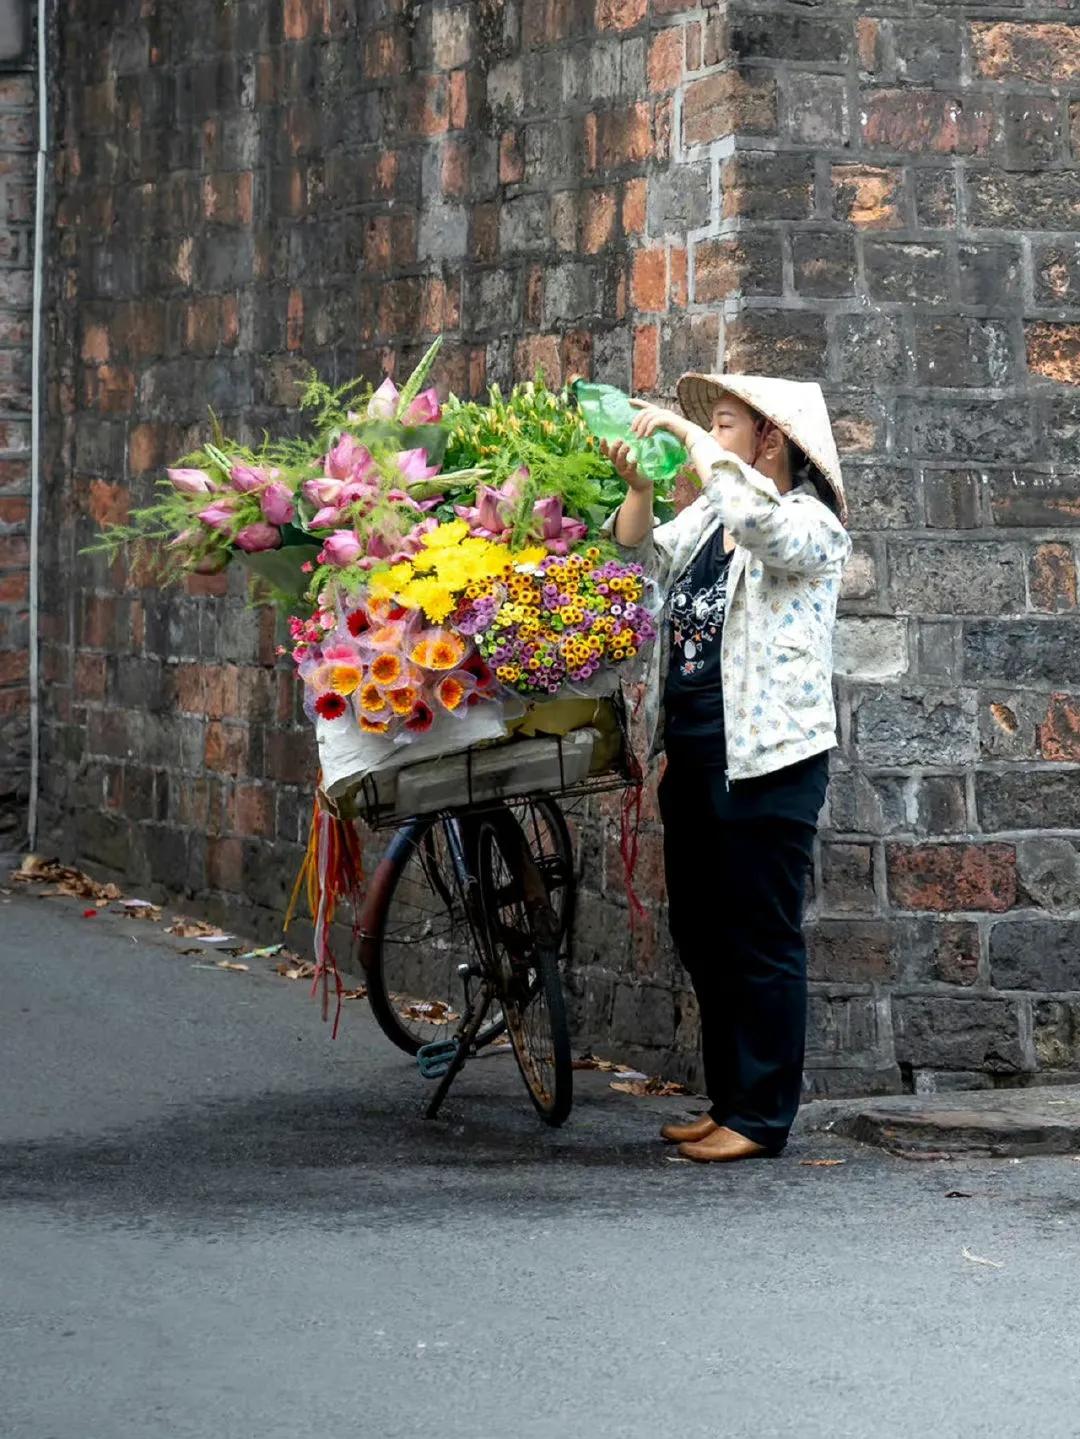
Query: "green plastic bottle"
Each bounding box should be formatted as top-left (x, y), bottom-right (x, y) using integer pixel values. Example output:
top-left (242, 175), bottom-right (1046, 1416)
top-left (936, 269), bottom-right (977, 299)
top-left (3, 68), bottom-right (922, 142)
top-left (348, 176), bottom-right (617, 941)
top-left (572, 381), bottom-right (688, 484)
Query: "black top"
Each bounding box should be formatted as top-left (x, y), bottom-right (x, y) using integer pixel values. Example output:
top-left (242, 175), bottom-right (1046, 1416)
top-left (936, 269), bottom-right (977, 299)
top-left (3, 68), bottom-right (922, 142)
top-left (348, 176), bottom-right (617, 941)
top-left (663, 524), bottom-right (732, 748)
top-left (662, 525), bottom-right (830, 825)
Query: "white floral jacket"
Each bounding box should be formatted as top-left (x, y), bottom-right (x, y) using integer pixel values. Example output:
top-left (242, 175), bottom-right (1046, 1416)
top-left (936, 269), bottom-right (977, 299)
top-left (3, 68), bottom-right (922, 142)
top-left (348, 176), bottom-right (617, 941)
top-left (609, 452), bottom-right (852, 782)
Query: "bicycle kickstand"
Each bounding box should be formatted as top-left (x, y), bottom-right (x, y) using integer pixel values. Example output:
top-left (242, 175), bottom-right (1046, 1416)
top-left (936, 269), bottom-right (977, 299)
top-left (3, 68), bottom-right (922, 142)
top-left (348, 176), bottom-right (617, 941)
top-left (423, 984), bottom-right (494, 1121)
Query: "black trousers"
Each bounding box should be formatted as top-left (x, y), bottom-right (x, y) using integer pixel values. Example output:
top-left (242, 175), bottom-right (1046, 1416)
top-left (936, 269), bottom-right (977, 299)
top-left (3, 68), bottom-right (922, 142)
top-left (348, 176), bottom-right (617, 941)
top-left (658, 751), bottom-right (826, 1152)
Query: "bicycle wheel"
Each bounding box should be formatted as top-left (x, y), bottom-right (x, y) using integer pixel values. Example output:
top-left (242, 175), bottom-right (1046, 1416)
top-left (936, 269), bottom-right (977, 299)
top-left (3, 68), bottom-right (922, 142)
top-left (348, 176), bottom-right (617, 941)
top-left (475, 810), bottom-right (573, 1126)
top-left (359, 816), bottom-right (504, 1057)
top-left (510, 796), bottom-right (576, 945)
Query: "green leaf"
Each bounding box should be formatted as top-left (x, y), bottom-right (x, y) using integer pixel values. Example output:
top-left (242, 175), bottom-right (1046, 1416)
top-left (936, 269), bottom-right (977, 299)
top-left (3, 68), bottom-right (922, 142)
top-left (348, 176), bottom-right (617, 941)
top-left (395, 336), bottom-right (443, 420)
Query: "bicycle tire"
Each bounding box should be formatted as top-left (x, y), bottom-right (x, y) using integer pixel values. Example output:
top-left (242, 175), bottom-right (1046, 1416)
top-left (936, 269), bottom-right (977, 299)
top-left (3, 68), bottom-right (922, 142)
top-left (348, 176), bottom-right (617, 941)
top-left (475, 810), bottom-right (573, 1127)
top-left (358, 815), bottom-right (505, 1057)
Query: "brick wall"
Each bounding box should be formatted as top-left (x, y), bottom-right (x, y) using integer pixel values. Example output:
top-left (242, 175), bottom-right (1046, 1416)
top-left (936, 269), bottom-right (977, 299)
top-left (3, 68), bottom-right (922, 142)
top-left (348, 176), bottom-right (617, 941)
top-left (0, 10), bottom-right (34, 843)
top-left (43, 0), bottom-right (1080, 1095)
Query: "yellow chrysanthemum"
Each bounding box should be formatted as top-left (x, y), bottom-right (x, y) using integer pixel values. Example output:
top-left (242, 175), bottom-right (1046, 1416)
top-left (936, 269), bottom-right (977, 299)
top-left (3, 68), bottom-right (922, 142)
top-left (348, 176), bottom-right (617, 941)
top-left (511, 545), bottom-right (548, 569)
top-left (419, 518), bottom-right (469, 550)
top-left (367, 561), bottom-right (415, 599)
top-left (399, 577), bottom-right (457, 624)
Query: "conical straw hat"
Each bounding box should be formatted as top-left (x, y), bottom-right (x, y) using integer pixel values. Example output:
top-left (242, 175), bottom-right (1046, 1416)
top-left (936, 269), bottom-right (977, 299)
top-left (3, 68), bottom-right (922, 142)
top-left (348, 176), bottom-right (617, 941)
top-left (676, 372), bottom-right (847, 525)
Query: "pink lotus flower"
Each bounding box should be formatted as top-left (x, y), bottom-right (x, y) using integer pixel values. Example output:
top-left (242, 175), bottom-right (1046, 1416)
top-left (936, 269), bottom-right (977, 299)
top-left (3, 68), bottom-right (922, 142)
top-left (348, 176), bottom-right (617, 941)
top-left (396, 448), bottom-right (441, 487)
top-left (339, 477), bottom-right (380, 508)
top-left (196, 501), bottom-right (237, 533)
top-left (402, 387), bottom-right (441, 425)
top-left (229, 464), bottom-right (270, 493)
top-left (533, 494), bottom-right (588, 554)
top-left (455, 469), bottom-right (527, 540)
top-left (235, 522), bottom-right (283, 553)
top-left (325, 434), bottom-right (373, 482)
top-left (322, 531), bottom-right (363, 566)
top-left (367, 376), bottom-right (399, 420)
top-left (309, 505), bottom-right (344, 529)
top-left (260, 480), bottom-right (295, 526)
top-left (167, 467), bottom-right (214, 495)
top-left (302, 477), bottom-right (344, 507)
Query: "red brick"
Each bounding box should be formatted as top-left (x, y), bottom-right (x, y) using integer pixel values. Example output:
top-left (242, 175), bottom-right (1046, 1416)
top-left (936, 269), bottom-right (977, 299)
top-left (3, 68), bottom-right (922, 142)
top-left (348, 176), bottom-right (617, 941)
top-left (201, 171), bottom-right (254, 224)
top-left (1040, 693), bottom-right (1080, 761)
top-left (525, 266), bottom-right (544, 327)
top-left (81, 324), bottom-right (109, 363)
top-left (683, 70), bottom-right (776, 146)
top-left (0, 496), bottom-right (27, 525)
top-left (514, 334), bottom-right (562, 386)
top-left (231, 783), bottom-right (274, 837)
top-left (204, 721), bottom-right (247, 775)
top-left (633, 323), bottom-right (659, 393)
top-left (857, 17), bottom-right (882, 72)
top-left (0, 685), bottom-right (28, 715)
top-left (363, 25), bottom-right (407, 78)
top-left (74, 652), bottom-right (106, 701)
top-left (582, 187), bottom-right (617, 254)
top-left (441, 139), bottom-right (469, 197)
top-left (375, 151), bottom-right (398, 195)
top-left (287, 288), bottom-right (304, 351)
top-left (584, 104), bottom-right (651, 172)
top-left (0, 460), bottom-right (26, 495)
top-left (1029, 543), bottom-right (1078, 613)
top-left (1026, 322), bottom-right (1080, 384)
top-left (0, 650), bottom-right (27, 684)
top-left (631, 248), bottom-right (667, 312)
top-left (176, 664), bottom-right (204, 713)
top-left (972, 22), bottom-right (1080, 83)
top-left (86, 479), bottom-right (128, 527)
top-left (596, 0), bottom-right (646, 30)
top-left (0, 573), bottom-right (27, 602)
top-left (862, 90), bottom-right (992, 156)
top-left (887, 844), bottom-right (1016, 913)
top-left (832, 165), bottom-right (905, 230)
top-left (0, 533), bottom-right (28, 569)
top-left (207, 835), bottom-right (244, 891)
top-left (685, 20), bottom-right (702, 71)
top-left (648, 28), bottom-right (684, 92)
top-left (448, 70), bottom-right (469, 130)
top-left (561, 330), bottom-right (593, 383)
top-left (184, 570), bottom-right (229, 599)
top-left (499, 129), bottom-right (524, 184)
top-left (471, 203), bottom-right (499, 263)
top-left (622, 178), bottom-right (646, 234)
top-left (83, 365), bottom-right (135, 416)
top-left (670, 246), bottom-right (687, 306)
top-left (407, 76), bottom-right (449, 137)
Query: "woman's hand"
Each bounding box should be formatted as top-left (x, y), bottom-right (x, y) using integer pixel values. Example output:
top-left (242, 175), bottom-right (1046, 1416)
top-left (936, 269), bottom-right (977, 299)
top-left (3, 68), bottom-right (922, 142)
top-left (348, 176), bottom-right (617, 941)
top-left (601, 438), bottom-right (653, 494)
top-left (628, 399), bottom-right (706, 450)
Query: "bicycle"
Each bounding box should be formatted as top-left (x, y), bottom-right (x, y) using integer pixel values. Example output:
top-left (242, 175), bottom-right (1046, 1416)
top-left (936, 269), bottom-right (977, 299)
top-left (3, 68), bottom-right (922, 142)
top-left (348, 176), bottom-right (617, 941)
top-left (356, 795), bottom-right (578, 1125)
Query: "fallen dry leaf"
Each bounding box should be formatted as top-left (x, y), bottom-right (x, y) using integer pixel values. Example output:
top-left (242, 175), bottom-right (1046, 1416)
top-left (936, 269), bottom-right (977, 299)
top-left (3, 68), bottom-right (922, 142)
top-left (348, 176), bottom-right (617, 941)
top-left (393, 996), bottom-right (458, 1025)
top-left (799, 1158), bottom-right (847, 1168)
top-left (610, 1076), bottom-right (690, 1098)
top-left (167, 916), bottom-right (227, 939)
top-left (573, 1052), bottom-right (620, 1073)
top-left (962, 1246), bottom-right (1003, 1269)
top-left (275, 959), bottom-right (316, 980)
top-left (214, 960), bottom-right (249, 973)
top-left (116, 899), bottom-right (162, 922)
top-left (12, 855), bottom-right (122, 902)
top-left (342, 986), bottom-right (367, 1001)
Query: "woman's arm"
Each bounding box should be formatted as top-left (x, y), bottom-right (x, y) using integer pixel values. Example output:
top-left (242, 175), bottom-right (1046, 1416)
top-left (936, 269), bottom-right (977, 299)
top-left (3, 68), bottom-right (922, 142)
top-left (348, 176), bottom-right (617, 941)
top-left (629, 404), bottom-right (850, 577)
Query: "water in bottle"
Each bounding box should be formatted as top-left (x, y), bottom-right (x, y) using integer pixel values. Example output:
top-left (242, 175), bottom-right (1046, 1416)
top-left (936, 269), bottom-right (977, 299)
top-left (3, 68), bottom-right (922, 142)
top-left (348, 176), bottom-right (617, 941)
top-left (572, 381), bottom-right (689, 484)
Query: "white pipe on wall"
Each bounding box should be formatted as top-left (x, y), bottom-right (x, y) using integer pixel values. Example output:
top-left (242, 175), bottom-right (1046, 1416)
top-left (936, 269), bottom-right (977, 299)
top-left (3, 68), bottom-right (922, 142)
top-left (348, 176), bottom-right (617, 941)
top-left (27, 0), bottom-right (46, 849)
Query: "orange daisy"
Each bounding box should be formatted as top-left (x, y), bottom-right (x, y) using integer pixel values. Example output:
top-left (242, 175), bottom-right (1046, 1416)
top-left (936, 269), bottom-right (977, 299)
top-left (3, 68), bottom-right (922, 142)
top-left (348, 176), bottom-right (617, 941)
top-left (436, 675), bottom-right (466, 712)
top-left (359, 714), bottom-right (390, 733)
top-left (359, 682), bottom-right (388, 713)
top-left (371, 652), bottom-right (402, 686)
top-left (387, 685), bottom-right (418, 715)
top-left (410, 629), bottom-right (465, 672)
top-left (329, 664), bottom-right (362, 696)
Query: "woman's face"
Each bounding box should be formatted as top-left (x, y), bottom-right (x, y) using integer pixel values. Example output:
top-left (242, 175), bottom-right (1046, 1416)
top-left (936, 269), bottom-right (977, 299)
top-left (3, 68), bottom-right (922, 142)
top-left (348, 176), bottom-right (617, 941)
top-left (708, 393), bottom-right (763, 465)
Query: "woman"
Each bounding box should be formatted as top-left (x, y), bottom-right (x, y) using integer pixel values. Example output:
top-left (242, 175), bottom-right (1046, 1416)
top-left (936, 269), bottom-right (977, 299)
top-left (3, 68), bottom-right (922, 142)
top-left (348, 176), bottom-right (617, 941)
top-left (604, 373), bottom-right (850, 1163)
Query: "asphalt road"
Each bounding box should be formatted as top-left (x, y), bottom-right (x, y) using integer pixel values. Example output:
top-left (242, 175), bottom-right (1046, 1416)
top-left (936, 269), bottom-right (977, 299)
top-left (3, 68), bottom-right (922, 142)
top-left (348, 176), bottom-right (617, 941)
top-left (3, 889), bottom-right (1080, 1439)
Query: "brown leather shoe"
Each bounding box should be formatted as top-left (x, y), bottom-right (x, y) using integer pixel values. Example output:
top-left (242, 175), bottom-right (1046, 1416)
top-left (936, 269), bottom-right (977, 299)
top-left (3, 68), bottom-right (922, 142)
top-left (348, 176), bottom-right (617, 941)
top-left (677, 1126), bottom-right (774, 1163)
top-left (660, 1114), bottom-right (719, 1144)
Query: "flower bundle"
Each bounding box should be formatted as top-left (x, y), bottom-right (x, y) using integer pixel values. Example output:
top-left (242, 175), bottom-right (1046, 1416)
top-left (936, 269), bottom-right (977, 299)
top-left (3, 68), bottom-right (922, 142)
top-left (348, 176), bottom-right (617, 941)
top-left (93, 341), bottom-right (671, 777)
